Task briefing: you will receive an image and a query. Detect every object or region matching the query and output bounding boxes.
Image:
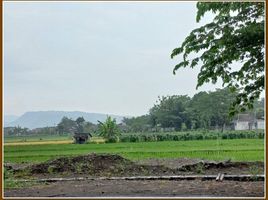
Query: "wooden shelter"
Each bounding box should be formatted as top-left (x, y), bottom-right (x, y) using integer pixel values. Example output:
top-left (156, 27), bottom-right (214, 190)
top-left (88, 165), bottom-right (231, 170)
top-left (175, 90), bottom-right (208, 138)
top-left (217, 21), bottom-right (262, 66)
top-left (73, 132), bottom-right (92, 144)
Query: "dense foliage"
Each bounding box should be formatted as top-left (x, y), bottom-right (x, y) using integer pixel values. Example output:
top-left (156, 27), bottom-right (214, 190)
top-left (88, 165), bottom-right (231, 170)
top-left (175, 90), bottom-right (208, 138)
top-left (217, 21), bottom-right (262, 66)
top-left (122, 115), bottom-right (151, 132)
top-left (119, 130), bottom-right (264, 143)
top-left (97, 116), bottom-right (121, 143)
top-left (4, 126), bottom-right (57, 137)
top-left (56, 117), bottom-right (96, 135)
top-left (171, 2), bottom-right (264, 115)
top-left (149, 95), bottom-right (191, 131)
top-left (188, 88), bottom-right (236, 130)
top-left (123, 88), bottom-right (264, 132)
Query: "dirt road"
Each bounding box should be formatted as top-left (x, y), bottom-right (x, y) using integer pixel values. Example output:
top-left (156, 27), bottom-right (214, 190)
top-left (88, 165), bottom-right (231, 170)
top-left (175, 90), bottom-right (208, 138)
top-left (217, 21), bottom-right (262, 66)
top-left (4, 154), bottom-right (265, 197)
top-left (5, 179), bottom-right (264, 197)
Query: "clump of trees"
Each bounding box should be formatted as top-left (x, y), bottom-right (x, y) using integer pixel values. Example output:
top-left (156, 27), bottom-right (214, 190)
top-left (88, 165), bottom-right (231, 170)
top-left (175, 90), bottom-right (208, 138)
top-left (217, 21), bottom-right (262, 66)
top-left (56, 116), bottom-right (97, 135)
top-left (188, 88), bottom-right (237, 130)
top-left (123, 88), bottom-right (264, 132)
top-left (149, 95), bottom-right (191, 131)
top-left (4, 126), bottom-right (60, 136)
top-left (122, 115), bottom-right (151, 132)
top-left (4, 126), bottom-right (30, 136)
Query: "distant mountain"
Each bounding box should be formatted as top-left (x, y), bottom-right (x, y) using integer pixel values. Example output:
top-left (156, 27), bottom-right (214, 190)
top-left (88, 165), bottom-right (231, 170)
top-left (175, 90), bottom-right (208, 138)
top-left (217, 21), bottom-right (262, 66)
top-left (5, 111), bottom-right (129, 129)
top-left (4, 115), bottom-right (19, 126)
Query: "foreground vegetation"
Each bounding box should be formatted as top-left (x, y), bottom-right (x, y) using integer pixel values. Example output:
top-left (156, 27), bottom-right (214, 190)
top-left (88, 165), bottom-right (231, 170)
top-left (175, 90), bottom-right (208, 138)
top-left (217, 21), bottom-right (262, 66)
top-left (4, 139), bottom-right (264, 163)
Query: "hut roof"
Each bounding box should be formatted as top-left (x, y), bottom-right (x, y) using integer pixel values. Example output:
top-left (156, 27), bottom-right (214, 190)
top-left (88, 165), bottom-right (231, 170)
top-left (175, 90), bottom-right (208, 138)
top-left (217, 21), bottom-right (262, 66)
top-left (73, 132), bottom-right (92, 138)
top-left (237, 114), bottom-right (255, 122)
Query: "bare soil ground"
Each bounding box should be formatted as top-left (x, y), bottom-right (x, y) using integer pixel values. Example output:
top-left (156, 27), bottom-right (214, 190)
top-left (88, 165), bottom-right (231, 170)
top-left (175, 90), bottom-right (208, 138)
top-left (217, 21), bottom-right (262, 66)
top-left (4, 153), bottom-right (265, 197)
top-left (137, 158), bottom-right (264, 175)
top-left (4, 179), bottom-right (264, 197)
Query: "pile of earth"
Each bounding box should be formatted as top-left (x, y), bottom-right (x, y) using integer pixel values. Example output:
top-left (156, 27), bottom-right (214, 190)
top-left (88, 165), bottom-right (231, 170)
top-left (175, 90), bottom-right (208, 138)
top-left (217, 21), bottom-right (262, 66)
top-left (178, 160), bottom-right (264, 175)
top-left (12, 154), bottom-right (264, 178)
top-left (15, 154), bottom-right (181, 178)
top-left (138, 158), bottom-right (264, 175)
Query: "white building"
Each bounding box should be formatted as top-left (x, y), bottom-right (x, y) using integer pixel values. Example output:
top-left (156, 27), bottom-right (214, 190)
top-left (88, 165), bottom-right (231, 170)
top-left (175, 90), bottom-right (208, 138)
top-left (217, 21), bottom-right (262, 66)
top-left (256, 118), bottom-right (265, 130)
top-left (233, 114), bottom-right (264, 130)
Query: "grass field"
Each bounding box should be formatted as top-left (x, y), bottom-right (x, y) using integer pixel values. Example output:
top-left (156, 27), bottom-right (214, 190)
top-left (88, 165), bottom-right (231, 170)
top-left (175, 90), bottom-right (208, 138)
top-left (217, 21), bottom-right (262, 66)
top-left (4, 139), bottom-right (264, 163)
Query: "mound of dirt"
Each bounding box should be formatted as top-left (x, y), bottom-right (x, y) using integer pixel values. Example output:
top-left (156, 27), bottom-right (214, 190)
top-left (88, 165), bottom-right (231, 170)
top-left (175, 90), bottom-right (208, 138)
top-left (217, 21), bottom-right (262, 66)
top-left (21, 153), bottom-right (179, 177)
top-left (135, 158), bottom-right (264, 175)
top-left (179, 160), bottom-right (264, 174)
top-left (29, 154), bottom-right (131, 174)
top-left (15, 154), bottom-right (264, 178)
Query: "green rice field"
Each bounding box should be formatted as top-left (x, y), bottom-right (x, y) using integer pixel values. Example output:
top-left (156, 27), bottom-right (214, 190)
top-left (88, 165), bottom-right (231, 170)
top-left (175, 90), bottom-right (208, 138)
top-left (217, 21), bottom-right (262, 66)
top-left (4, 139), bottom-right (264, 163)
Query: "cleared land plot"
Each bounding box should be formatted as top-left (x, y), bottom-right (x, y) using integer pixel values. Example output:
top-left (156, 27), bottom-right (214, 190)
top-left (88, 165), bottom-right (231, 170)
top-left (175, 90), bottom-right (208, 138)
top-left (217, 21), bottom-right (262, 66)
top-left (4, 179), bottom-right (264, 197)
top-left (4, 139), bottom-right (264, 163)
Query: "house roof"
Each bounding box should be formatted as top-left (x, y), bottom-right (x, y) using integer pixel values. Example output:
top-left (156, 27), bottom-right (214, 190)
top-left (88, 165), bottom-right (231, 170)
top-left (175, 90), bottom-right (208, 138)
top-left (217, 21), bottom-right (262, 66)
top-left (257, 117), bottom-right (265, 120)
top-left (237, 114), bottom-right (255, 122)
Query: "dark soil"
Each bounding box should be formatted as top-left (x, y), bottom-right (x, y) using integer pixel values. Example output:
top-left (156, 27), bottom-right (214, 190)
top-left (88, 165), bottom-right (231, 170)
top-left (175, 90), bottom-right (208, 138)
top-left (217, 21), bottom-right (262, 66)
top-left (5, 153), bottom-right (265, 197)
top-left (15, 153), bottom-right (182, 178)
top-left (137, 158), bottom-right (264, 175)
top-left (4, 179), bottom-right (264, 197)
top-left (12, 153), bottom-right (264, 178)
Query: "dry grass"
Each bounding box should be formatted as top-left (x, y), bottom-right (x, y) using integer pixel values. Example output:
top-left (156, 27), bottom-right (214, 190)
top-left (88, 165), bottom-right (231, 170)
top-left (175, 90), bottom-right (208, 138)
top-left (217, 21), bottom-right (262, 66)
top-left (4, 137), bottom-right (106, 146)
top-left (4, 140), bottom-right (73, 146)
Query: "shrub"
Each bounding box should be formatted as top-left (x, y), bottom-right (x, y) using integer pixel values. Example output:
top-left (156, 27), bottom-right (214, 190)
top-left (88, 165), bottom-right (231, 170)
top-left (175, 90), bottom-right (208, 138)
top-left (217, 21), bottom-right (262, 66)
top-left (118, 130), bottom-right (264, 143)
top-left (98, 116), bottom-right (121, 143)
top-left (106, 136), bottom-right (119, 143)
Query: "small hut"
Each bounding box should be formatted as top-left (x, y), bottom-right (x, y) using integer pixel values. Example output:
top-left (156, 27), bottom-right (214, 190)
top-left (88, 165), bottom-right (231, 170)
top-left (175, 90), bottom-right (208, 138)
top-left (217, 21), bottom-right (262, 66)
top-left (73, 132), bottom-right (92, 144)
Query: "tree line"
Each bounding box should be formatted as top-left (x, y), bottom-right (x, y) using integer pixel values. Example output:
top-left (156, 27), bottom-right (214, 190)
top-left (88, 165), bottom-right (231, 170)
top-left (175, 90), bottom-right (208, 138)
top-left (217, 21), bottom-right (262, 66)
top-left (123, 88), bottom-right (264, 132)
top-left (4, 88), bottom-right (264, 137)
top-left (4, 117), bottom-right (97, 136)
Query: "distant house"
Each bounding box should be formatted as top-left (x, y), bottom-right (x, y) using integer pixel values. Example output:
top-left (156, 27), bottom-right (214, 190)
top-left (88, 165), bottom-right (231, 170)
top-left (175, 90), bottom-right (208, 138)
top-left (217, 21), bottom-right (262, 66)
top-left (232, 114), bottom-right (264, 130)
top-left (73, 132), bottom-right (92, 144)
top-left (256, 117), bottom-right (265, 130)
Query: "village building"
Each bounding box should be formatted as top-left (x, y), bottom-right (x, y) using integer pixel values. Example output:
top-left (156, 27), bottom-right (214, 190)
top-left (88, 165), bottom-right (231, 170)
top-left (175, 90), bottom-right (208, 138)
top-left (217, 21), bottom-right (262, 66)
top-left (232, 114), bottom-right (265, 130)
top-left (256, 117), bottom-right (265, 130)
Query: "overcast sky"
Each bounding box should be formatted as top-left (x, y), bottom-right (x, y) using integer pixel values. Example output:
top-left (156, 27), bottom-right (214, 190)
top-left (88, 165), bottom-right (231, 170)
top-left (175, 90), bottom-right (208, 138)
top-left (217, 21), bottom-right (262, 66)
top-left (4, 1), bottom-right (225, 117)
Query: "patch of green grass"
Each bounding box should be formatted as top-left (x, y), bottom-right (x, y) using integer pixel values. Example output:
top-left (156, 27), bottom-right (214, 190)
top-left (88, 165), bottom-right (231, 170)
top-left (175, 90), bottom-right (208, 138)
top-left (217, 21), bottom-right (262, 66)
top-left (4, 167), bottom-right (38, 189)
top-left (195, 163), bottom-right (205, 174)
top-left (4, 139), bottom-right (264, 164)
top-left (4, 179), bottom-right (41, 189)
top-left (249, 164), bottom-right (262, 178)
